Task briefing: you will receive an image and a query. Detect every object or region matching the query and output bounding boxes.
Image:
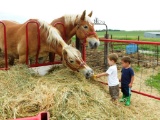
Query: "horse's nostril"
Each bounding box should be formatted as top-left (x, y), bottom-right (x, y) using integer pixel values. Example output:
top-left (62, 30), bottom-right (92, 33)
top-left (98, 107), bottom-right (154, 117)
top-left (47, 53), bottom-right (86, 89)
top-left (89, 42), bottom-right (92, 47)
top-left (85, 72), bottom-right (90, 79)
top-left (86, 73), bottom-right (90, 77)
top-left (89, 42), bottom-right (94, 49)
top-left (94, 43), bottom-right (97, 48)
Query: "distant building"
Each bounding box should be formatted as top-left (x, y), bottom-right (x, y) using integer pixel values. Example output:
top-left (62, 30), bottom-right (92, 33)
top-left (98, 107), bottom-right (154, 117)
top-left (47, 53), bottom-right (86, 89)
top-left (144, 32), bottom-right (160, 38)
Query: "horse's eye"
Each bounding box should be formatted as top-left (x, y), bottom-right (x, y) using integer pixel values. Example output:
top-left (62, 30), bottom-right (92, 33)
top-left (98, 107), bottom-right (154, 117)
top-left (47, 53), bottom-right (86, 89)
top-left (70, 60), bottom-right (74, 63)
top-left (84, 25), bottom-right (88, 29)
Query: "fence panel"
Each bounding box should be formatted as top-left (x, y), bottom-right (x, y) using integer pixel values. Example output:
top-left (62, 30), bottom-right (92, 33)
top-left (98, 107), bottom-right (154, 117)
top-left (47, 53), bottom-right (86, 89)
top-left (87, 38), bottom-right (160, 100)
top-left (0, 21), bottom-right (8, 70)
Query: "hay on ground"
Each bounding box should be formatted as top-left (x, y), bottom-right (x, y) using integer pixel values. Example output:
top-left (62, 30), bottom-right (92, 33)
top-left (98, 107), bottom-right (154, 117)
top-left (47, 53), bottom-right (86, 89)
top-left (0, 65), bottom-right (160, 120)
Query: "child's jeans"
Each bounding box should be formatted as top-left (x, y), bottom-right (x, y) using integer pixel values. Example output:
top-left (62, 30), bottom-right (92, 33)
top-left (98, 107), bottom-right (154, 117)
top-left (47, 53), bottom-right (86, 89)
top-left (121, 86), bottom-right (131, 96)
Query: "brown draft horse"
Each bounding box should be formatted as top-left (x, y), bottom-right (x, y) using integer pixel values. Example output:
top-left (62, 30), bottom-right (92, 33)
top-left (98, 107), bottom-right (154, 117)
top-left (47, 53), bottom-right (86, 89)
top-left (51, 10), bottom-right (100, 49)
top-left (0, 19), bottom-right (93, 78)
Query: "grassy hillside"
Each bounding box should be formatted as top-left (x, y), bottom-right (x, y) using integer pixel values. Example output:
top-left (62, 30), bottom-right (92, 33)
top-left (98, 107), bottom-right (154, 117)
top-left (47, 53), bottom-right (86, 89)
top-left (97, 31), bottom-right (160, 42)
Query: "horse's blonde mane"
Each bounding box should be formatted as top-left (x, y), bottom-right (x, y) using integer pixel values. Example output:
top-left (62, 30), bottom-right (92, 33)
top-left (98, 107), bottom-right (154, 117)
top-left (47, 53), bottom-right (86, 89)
top-left (64, 14), bottom-right (92, 25)
top-left (37, 20), bottom-right (66, 47)
top-left (63, 45), bottom-right (80, 59)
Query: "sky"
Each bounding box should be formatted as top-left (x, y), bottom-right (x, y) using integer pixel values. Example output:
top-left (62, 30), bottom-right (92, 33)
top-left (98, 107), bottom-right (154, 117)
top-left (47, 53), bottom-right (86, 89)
top-left (0, 0), bottom-right (160, 31)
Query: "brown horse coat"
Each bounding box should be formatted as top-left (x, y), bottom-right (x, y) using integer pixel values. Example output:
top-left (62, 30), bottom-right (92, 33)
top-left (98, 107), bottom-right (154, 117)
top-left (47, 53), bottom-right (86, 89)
top-left (50, 10), bottom-right (100, 49)
top-left (0, 19), bottom-right (65, 64)
top-left (0, 19), bottom-right (94, 78)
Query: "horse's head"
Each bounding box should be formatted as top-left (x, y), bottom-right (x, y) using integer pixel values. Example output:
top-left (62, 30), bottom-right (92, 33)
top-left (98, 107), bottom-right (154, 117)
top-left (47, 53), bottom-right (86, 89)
top-left (75, 10), bottom-right (100, 49)
top-left (62, 45), bottom-right (94, 79)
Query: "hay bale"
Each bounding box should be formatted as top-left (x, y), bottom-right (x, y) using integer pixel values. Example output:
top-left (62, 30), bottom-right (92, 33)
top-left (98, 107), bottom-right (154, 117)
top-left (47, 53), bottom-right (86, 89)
top-left (0, 65), bottom-right (160, 120)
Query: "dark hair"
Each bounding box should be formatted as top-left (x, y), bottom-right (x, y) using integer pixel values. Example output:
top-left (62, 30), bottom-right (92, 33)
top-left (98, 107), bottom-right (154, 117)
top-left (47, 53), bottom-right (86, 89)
top-left (108, 53), bottom-right (118, 62)
top-left (121, 56), bottom-right (131, 64)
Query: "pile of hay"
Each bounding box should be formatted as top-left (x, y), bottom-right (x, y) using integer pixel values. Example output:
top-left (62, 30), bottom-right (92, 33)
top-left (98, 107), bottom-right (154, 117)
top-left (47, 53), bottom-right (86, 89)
top-left (0, 65), bottom-right (160, 120)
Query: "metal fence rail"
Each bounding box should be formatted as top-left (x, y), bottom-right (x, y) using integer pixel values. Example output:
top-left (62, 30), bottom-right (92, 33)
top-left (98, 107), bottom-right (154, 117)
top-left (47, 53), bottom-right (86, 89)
top-left (0, 21), bottom-right (8, 70)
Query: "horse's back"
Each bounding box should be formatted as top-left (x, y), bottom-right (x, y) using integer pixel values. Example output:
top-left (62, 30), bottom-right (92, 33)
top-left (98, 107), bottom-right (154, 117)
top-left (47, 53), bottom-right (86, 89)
top-left (0, 20), bottom-right (21, 28)
top-left (0, 20), bottom-right (23, 37)
top-left (0, 20), bottom-right (27, 57)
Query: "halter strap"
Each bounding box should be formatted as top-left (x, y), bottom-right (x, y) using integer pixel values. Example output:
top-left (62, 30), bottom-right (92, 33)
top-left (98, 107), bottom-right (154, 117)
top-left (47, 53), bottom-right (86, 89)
top-left (64, 58), bottom-right (86, 72)
top-left (53, 22), bottom-right (96, 43)
top-left (76, 23), bottom-right (96, 43)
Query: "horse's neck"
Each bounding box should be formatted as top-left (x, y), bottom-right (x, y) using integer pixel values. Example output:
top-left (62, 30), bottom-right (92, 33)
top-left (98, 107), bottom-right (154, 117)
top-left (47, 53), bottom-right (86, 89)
top-left (66, 25), bottom-right (77, 42)
top-left (53, 41), bottom-right (67, 56)
top-left (51, 17), bottom-right (77, 43)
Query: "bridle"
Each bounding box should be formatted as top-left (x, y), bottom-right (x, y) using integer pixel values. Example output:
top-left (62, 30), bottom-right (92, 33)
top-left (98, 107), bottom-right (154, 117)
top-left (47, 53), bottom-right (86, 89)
top-left (63, 55), bottom-right (86, 72)
top-left (53, 21), bottom-right (96, 43)
top-left (76, 23), bottom-right (96, 43)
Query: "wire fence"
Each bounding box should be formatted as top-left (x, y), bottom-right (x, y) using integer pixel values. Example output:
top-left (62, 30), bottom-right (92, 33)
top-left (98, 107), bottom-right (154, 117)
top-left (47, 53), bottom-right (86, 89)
top-left (87, 37), bottom-right (160, 100)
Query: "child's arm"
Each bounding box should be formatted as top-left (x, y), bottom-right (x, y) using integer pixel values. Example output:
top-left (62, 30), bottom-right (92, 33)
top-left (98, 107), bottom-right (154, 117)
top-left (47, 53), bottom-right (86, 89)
top-left (129, 76), bottom-right (134, 88)
top-left (96, 72), bottom-right (108, 78)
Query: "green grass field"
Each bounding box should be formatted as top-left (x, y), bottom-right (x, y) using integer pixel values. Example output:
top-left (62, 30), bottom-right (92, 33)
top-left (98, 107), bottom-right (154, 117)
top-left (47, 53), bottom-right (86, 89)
top-left (97, 30), bottom-right (160, 42)
top-left (146, 73), bottom-right (160, 92)
top-left (95, 30), bottom-right (160, 52)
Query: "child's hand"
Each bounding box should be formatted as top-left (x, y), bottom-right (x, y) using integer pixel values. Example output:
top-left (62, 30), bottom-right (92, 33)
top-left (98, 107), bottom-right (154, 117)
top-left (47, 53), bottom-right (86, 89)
top-left (95, 75), bottom-right (98, 78)
top-left (129, 83), bottom-right (132, 88)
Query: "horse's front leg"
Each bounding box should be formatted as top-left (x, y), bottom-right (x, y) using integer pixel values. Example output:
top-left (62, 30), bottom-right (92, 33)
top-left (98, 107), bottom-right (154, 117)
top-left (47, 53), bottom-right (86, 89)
top-left (49, 53), bottom-right (55, 62)
top-left (19, 55), bottom-right (28, 64)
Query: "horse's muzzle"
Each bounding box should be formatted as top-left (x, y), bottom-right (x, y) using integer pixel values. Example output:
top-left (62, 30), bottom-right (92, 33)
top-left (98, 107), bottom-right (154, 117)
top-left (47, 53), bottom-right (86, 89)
top-left (85, 68), bottom-right (94, 79)
top-left (89, 40), bottom-right (100, 49)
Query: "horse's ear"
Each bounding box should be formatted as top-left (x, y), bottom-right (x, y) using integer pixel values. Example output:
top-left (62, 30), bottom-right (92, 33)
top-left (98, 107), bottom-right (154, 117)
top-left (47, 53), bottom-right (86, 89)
top-left (80, 10), bottom-right (86, 21)
top-left (75, 15), bottom-right (79, 24)
top-left (88, 11), bottom-right (93, 17)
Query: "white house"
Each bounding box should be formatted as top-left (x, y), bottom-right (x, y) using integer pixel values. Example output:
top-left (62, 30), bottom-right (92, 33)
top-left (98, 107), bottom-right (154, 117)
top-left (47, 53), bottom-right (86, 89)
top-left (144, 32), bottom-right (160, 38)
